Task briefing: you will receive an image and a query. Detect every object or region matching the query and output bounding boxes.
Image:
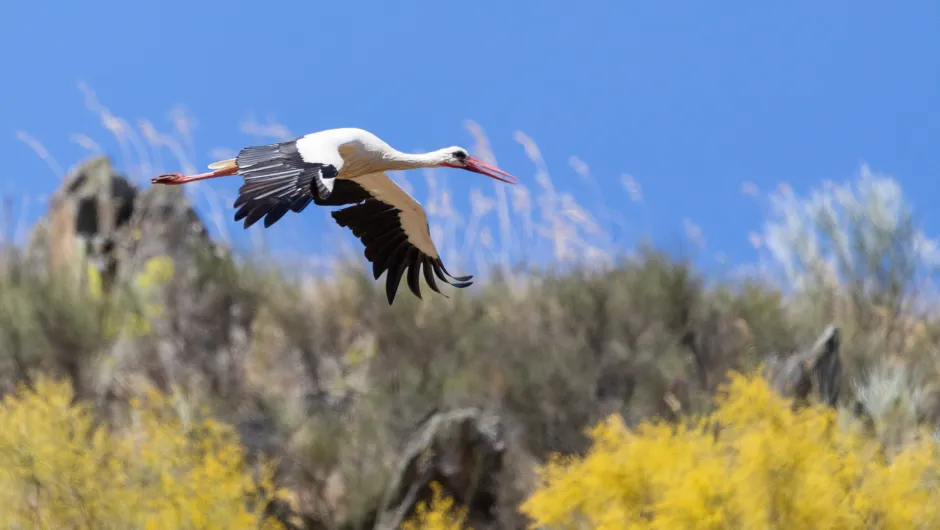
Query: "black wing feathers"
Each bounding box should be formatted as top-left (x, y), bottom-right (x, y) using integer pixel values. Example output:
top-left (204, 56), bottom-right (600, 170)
top-left (232, 140), bottom-right (357, 229)
top-left (331, 197), bottom-right (473, 304)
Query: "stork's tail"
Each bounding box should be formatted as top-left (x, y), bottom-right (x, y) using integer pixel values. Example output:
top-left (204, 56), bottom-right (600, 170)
top-left (208, 158), bottom-right (237, 171)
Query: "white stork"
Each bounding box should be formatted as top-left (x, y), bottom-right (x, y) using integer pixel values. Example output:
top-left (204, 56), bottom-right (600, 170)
top-left (151, 127), bottom-right (519, 304)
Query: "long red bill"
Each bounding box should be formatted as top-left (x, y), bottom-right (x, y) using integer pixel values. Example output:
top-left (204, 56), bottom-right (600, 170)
top-left (462, 156), bottom-right (518, 185)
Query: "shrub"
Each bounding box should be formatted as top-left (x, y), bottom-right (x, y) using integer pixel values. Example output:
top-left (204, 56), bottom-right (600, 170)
top-left (401, 482), bottom-right (468, 530)
top-left (0, 375), bottom-right (287, 529)
top-left (520, 370), bottom-right (940, 529)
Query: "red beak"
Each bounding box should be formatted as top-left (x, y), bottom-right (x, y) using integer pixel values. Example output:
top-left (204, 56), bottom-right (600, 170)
top-left (447, 156), bottom-right (518, 185)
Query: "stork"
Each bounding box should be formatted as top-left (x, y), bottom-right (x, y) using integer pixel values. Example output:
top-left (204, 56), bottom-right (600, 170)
top-left (151, 128), bottom-right (519, 304)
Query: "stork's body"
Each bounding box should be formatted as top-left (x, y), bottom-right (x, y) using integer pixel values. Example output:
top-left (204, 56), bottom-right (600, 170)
top-left (152, 127), bottom-right (518, 304)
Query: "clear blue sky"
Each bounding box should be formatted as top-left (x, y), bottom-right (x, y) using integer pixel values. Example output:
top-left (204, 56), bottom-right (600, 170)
top-left (1, 0), bottom-right (937, 275)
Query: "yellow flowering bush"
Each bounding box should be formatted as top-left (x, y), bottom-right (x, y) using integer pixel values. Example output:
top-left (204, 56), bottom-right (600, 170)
top-left (520, 370), bottom-right (940, 529)
top-left (401, 482), bottom-right (468, 530)
top-left (0, 376), bottom-right (286, 529)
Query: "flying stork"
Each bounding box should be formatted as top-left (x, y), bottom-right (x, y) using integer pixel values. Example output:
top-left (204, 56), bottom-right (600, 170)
top-left (151, 127), bottom-right (519, 304)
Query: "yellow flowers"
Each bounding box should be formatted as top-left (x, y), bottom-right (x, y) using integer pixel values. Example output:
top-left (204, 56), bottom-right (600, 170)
top-left (5, 367), bottom-right (940, 529)
top-left (0, 376), bottom-right (286, 529)
top-left (520, 371), bottom-right (940, 530)
top-left (135, 255), bottom-right (175, 292)
top-left (401, 482), bottom-right (468, 530)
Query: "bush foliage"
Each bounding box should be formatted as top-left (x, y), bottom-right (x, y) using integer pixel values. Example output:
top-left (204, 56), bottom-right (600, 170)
top-left (520, 370), bottom-right (940, 529)
top-left (408, 370), bottom-right (940, 529)
top-left (401, 482), bottom-right (469, 530)
top-left (10, 100), bottom-right (940, 528)
top-left (0, 376), bottom-right (286, 529)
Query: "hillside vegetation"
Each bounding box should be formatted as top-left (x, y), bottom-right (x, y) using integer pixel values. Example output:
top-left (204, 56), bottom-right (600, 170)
top-left (7, 106), bottom-right (940, 528)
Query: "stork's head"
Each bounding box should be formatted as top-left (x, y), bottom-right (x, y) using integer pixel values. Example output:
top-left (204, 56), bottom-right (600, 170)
top-left (440, 147), bottom-right (518, 185)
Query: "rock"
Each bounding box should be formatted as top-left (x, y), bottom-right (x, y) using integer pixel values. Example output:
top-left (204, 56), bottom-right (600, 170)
top-left (26, 155), bottom-right (217, 290)
top-left (765, 325), bottom-right (842, 407)
top-left (25, 156), bottom-right (257, 399)
top-left (27, 156), bottom-right (137, 284)
top-left (373, 408), bottom-right (507, 530)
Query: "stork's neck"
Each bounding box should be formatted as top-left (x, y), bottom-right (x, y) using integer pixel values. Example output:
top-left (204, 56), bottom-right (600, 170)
top-left (382, 148), bottom-right (452, 170)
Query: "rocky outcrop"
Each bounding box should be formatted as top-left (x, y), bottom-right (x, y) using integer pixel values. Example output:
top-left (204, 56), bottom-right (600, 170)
top-left (373, 408), bottom-right (507, 530)
top-left (24, 156), bottom-right (257, 401)
top-left (27, 155), bottom-right (215, 289)
top-left (765, 325), bottom-right (842, 407)
top-left (27, 156), bottom-right (137, 285)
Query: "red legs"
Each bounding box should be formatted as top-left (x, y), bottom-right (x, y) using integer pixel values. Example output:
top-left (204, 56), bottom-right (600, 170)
top-left (151, 166), bottom-right (239, 185)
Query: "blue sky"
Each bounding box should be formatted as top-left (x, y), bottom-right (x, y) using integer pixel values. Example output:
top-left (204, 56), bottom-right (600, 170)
top-left (1, 0), bottom-right (938, 277)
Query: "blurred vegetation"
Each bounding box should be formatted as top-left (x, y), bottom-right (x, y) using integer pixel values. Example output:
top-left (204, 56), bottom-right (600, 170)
top-left (417, 370), bottom-right (940, 529)
top-left (0, 375), bottom-right (285, 529)
top-left (401, 483), bottom-right (468, 530)
top-left (9, 97), bottom-right (940, 527)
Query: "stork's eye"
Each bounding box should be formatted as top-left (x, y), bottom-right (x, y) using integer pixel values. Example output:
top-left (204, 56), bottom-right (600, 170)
top-left (454, 150), bottom-right (468, 161)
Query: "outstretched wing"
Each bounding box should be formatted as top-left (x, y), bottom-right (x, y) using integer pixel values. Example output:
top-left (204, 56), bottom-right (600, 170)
top-left (330, 172), bottom-right (473, 304)
top-left (230, 136), bottom-right (352, 228)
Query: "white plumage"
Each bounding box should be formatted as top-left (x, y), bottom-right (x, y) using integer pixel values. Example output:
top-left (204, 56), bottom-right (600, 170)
top-left (152, 127), bottom-right (518, 304)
